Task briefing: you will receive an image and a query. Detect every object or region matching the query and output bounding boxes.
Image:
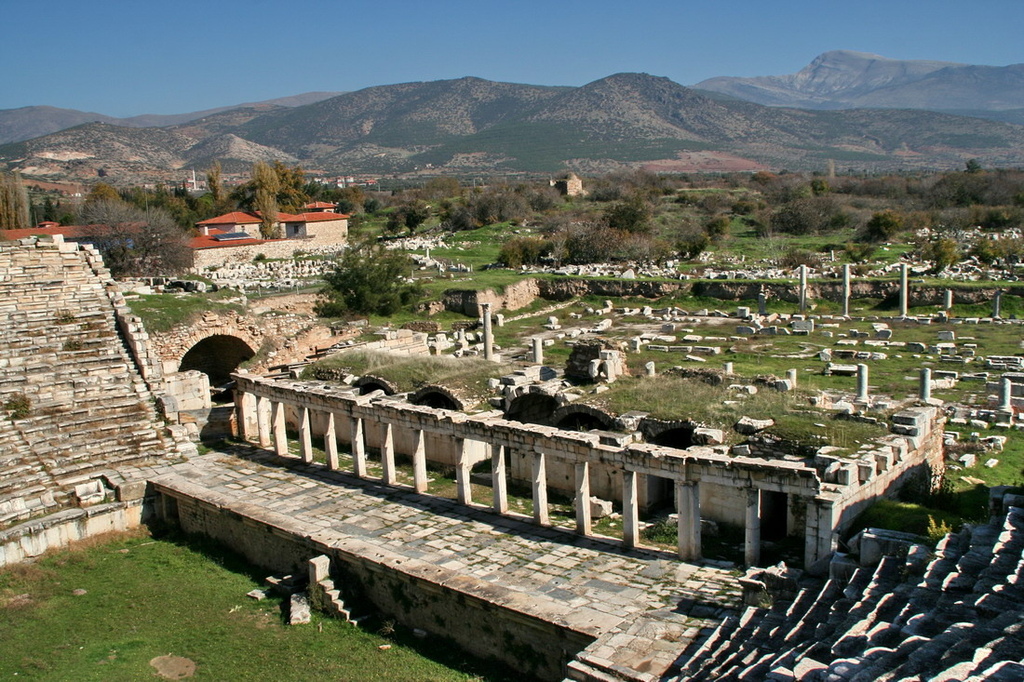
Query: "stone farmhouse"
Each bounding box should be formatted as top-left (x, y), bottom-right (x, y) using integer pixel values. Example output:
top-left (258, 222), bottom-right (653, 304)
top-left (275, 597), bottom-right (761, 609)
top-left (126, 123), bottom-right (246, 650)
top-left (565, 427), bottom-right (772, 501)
top-left (191, 208), bottom-right (349, 269)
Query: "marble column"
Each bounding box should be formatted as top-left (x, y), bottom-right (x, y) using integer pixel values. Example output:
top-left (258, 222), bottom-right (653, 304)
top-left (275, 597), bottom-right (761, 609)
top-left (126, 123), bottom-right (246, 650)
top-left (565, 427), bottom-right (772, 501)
top-left (994, 289), bottom-right (1003, 319)
top-left (412, 429), bottom-right (428, 493)
top-left (256, 395), bottom-right (272, 448)
top-left (351, 416), bottom-right (367, 478)
top-left (1000, 377), bottom-right (1014, 412)
top-left (324, 412), bottom-right (339, 470)
top-left (944, 289), bottom-right (953, 312)
top-left (381, 422), bottom-right (397, 485)
top-left (676, 480), bottom-right (701, 561)
top-left (856, 363), bottom-right (869, 403)
top-left (298, 407), bottom-right (314, 464)
top-left (622, 470), bottom-right (640, 550)
top-left (237, 390), bottom-right (257, 442)
top-left (492, 444), bottom-right (508, 514)
top-left (899, 263), bottom-right (909, 317)
top-left (919, 368), bottom-right (932, 403)
top-left (787, 368), bottom-right (798, 389)
top-left (272, 401), bottom-right (288, 457)
top-left (575, 462), bottom-right (592, 536)
top-left (532, 451), bottom-right (549, 526)
top-left (745, 487), bottom-right (762, 567)
top-left (842, 263), bottom-right (851, 317)
top-left (455, 438), bottom-right (472, 505)
top-left (758, 289), bottom-right (767, 316)
top-left (798, 264), bottom-right (808, 313)
top-left (532, 337), bottom-right (544, 365)
top-left (482, 302), bottom-right (494, 361)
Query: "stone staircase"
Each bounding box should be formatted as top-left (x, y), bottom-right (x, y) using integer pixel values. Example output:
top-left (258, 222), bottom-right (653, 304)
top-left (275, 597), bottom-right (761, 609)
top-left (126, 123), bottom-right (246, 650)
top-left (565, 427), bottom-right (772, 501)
top-left (671, 504), bottom-right (1024, 681)
top-left (0, 238), bottom-right (171, 527)
top-left (308, 555), bottom-right (366, 626)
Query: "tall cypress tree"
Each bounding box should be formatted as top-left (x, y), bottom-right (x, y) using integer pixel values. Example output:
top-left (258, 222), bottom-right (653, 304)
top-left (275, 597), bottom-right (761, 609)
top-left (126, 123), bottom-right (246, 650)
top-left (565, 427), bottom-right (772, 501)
top-left (0, 171), bottom-right (31, 231)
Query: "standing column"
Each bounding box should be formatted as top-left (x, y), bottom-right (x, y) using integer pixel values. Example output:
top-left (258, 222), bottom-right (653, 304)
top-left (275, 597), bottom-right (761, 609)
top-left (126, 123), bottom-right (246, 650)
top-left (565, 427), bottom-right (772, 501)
top-left (272, 401), bottom-right (289, 457)
top-left (994, 289), bottom-right (1003, 319)
top-left (944, 289), bottom-right (954, 313)
top-left (799, 264), bottom-right (808, 313)
top-left (482, 302), bottom-right (494, 361)
top-left (236, 390), bottom-right (258, 441)
top-left (324, 412), bottom-right (339, 470)
top-left (298, 407), bottom-right (314, 464)
top-left (787, 368), bottom-right (798, 389)
top-left (1000, 377), bottom-right (1014, 412)
top-left (257, 395), bottom-right (272, 448)
top-left (351, 416), bottom-right (367, 478)
top-left (758, 289), bottom-right (768, 316)
top-left (455, 438), bottom-right (472, 505)
top-left (412, 429), bottom-right (428, 493)
top-left (622, 470), bottom-right (640, 550)
top-left (842, 263), bottom-right (851, 317)
top-left (532, 337), bottom-right (544, 365)
top-left (491, 444), bottom-right (508, 514)
top-left (532, 451), bottom-right (549, 526)
top-left (745, 487), bottom-right (762, 567)
top-left (676, 480), bottom-right (701, 561)
top-left (919, 368), bottom-right (932, 403)
top-left (899, 263), bottom-right (909, 317)
top-left (856, 363), bottom-right (869, 403)
top-left (381, 422), bottom-right (397, 485)
top-left (575, 462), bottom-right (592, 536)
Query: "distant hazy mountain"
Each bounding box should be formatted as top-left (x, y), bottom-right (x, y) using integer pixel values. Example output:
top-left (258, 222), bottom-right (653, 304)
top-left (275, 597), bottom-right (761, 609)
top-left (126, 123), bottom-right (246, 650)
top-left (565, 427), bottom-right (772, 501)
top-left (695, 51), bottom-right (1024, 119)
top-left (4, 73), bottom-right (1024, 184)
top-left (0, 92), bottom-right (343, 145)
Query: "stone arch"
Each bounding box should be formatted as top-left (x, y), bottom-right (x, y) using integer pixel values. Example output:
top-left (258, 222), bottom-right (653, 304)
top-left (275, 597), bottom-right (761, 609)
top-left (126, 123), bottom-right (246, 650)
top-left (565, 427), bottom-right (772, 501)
top-left (178, 334), bottom-right (256, 387)
top-left (505, 392), bottom-right (559, 425)
top-left (552, 404), bottom-right (616, 432)
top-left (640, 418), bottom-right (699, 450)
top-left (409, 385), bottom-right (465, 411)
top-left (355, 375), bottom-right (398, 396)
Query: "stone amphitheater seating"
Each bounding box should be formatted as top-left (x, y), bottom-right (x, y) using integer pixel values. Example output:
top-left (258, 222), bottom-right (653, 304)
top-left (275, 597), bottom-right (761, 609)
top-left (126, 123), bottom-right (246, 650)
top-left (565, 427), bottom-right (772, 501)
top-left (0, 237), bottom-right (170, 527)
top-left (672, 503), bottom-right (1024, 681)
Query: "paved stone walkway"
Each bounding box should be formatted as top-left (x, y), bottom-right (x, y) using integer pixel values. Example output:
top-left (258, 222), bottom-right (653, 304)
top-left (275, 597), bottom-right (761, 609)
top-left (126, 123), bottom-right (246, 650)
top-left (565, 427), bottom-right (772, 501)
top-left (156, 445), bottom-right (741, 680)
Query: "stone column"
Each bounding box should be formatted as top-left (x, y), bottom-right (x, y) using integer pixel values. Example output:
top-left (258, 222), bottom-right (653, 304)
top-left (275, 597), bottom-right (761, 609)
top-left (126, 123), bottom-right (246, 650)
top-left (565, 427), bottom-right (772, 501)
top-left (272, 401), bottom-right (289, 457)
top-left (745, 487), bottom-right (761, 567)
top-left (856, 363), bottom-right (869, 403)
top-left (236, 390), bottom-right (258, 441)
top-left (492, 444), bottom-right (508, 514)
top-left (456, 438), bottom-right (472, 505)
top-left (724, 362), bottom-right (734, 375)
top-left (298, 407), bottom-right (314, 464)
top-left (899, 263), bottom-right (909, 317)
top-left (1000, 377), bottom-right (1014, 412)
top-left (324, 412), bottom-right (339, 470)
top-left (351, 416), bottom-right (367, 478)
top-left (758, 289), bottom-right (767, 316)
top-left (256, 395), bottom-right (272, 448)
top-left (623, 470), bottom-right (640, 550)
top-left (532, 451), bottom-right (549, 526)
top-left (575, 462), bottom-right (591, 536)
top-left (482, 302), bottom-right (494, 362)
top-left (676, 480), bottom-right (701, 561)
top-left (842, 263), bottom-right (851, 317)
top-left (804, 498), bottom-right (837, 572)
top-left (787, 368), bottom-right (798, 389)
top-left (412, 429), bottom-right (428, 493)
top-left (994, 289), bottom-right (1003, 319)
top-left (531, 337), bottom-right (544, 365)
top-left (944, 289), bottom-right (953, 313)
top-left (381, 422), bottom-right (397, 485)
top-left (919, 368), bottom-right (932, 403)
top-left (798, 264), bottom-right (808, 313)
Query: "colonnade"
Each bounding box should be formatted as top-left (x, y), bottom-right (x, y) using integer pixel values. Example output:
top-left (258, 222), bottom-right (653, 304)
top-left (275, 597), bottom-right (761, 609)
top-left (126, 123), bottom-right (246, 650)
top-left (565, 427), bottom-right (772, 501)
top-left (235, 376), bottom-right (827, 567)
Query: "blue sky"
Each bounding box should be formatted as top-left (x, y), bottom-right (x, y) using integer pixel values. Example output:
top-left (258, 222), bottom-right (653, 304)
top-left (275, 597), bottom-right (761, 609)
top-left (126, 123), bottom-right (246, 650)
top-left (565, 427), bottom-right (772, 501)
top-left (3, 0), bottom-right (1022, 117)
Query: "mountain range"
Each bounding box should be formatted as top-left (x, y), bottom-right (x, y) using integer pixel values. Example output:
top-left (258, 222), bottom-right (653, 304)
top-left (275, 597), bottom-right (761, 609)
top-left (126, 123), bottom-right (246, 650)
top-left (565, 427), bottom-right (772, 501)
top-left (3, 52), bottom-right (1024, 184)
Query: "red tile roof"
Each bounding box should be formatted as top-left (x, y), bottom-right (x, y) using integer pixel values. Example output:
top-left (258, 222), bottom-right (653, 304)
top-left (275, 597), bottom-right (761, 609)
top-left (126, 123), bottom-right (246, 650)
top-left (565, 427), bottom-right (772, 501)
top-left (2, 224), bottom-right (129, 240)
top-left (304, 201), bottom-right (336, 209)
top-left (286, 211), bottom-right (350, 222)
top-left (196, 211), bottom-right (264, 226)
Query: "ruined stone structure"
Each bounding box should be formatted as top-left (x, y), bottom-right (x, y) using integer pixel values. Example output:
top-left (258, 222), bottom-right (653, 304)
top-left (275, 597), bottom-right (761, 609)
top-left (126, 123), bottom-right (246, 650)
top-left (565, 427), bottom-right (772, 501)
top-left (551, 173), bottom-right (587, 197)
top-left (231, 375), bottom-right (944, 572)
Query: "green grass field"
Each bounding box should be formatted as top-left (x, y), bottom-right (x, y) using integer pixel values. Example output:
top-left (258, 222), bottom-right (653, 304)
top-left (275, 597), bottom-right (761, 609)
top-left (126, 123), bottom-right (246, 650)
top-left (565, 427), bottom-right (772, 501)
top-left (0, 529), bottom-right (514, 681)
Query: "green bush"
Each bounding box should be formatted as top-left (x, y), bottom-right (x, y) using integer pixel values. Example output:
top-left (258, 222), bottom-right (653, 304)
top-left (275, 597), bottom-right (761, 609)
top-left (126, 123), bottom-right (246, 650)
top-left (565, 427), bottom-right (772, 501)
top-left (4, 393), bottom-right (31, 419)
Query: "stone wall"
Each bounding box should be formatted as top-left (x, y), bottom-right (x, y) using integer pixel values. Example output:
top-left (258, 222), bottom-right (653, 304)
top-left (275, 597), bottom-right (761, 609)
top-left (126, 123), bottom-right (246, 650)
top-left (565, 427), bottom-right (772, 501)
top-left (192, 240), bottom-right (304, 270)
top-left (155, 477), bottom-right (593, 681)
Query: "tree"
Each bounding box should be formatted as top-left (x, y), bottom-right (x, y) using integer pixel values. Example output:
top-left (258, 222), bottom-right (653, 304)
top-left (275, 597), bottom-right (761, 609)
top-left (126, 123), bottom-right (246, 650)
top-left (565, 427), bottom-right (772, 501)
top-left (251, 161), bottom-right (280, 239)
top-left (924, 238), bottom-right (961, 273)
top-left (604, 194), bottom-right (652, 234)
top-left (965, 159), bottom-right (983, 174)
top-left (862, 210), bottom-right (905, 242)
top-left (0, 171), bottom-right (30, 230)
top-left (315, 240), bottom-right (423, 317)
top-left (80, 200), bottom-right (192, 277)
top-left (84, 182), bottom-right (121, 207)
top-left (207, 161), bottom-right (224, 206)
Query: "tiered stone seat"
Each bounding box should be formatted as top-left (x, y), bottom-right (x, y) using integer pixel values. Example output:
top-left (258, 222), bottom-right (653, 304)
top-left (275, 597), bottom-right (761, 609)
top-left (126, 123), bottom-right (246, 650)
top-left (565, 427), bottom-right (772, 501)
top-left (671, 504), bottom-right (1024, 681)
top-left (0, 238), bottom-right (171, 527)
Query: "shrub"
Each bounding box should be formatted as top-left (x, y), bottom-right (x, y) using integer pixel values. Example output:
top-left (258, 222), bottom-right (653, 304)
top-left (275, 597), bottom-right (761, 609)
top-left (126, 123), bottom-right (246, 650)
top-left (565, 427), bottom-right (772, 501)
top-left (4, 393), bottom-right (31, 420)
